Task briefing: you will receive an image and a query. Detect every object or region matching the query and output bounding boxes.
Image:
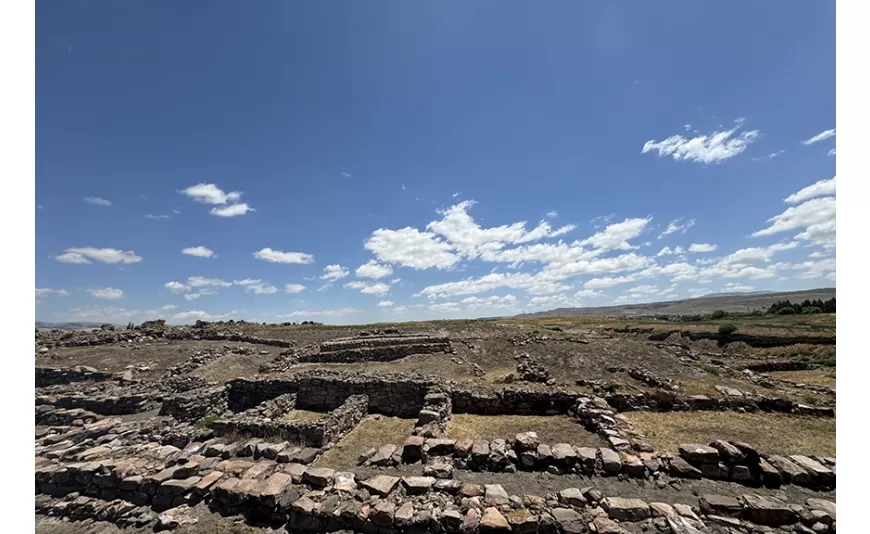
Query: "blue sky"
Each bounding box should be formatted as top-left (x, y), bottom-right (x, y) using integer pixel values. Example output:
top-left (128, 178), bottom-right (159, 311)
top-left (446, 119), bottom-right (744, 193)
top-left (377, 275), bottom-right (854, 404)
top-left (35, 1), bottom-right (836, 325)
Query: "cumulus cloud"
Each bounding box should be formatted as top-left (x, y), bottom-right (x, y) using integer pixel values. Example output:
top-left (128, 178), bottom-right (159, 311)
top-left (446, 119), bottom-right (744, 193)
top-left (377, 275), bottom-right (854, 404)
top-left (365, 227), bottom-right (460, 270)
top-left (145, 214), bottom-right (172, 219)
top-left (56, 247), bottom-right (142, 264)
top-left (546, 211), bottom-right (558, 219)
top-left (165, 281), bottom-right (190, 293)
top-left (642, 119), bottom-right (760, 164)
top-left (356, 260), bottom-right (394, 279)
top-left (575, 289), bottom-right (603, 298)
top-left (184, 293), bottom-right (201, 301)
top-left (345, 281), bottom-right (391, 296)
top-left (723, 283), bottom-right (754, 292)
top-left (36, 288), bottom-right (69, 298)
top-left (801, 128), bottom-right (836, 145)
top-left (784, 177), bottom-right (836, 204)
top-left (210, 203), bottom-right (254, 217)
top-left (83, 197), bottom-right (112, 207)
top-left (579, 217), bottom-right (651, 251)
top-left (657, 246), bottom-right (685, 257)
top-left (285, 284), bottom-right (306, 294)
top-left (688, 243), bottom-right (717, 253)
top-left (320, 264), bottom-right (350, 282)
top-left (88, 287), bottom-right (124, 300)
top-left (658, 218), bottom-right (695, 239)
top-left (179, 183), bottom-right (242, 204)
top-left (583, 275), bottom-right (636, 289)
top-left (233, 279), bottom-right (278, 294)
top-left (188, 276), bottom-right (232, 288)
top-left (253, 248), bottom-right (315, 264)
top-left (182, 246), bottom-right (216, 258)
top-left (753, 196), bottom-right (836, 248)
top-left (377, 300), bottom-right (394, 308)
top-left (461, 294), bottom-right (519, 311)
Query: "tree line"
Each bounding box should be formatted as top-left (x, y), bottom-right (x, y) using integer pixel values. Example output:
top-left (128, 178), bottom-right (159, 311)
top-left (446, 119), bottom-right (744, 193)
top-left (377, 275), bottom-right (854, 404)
top-left (766, 298), bottom-right (835, 315)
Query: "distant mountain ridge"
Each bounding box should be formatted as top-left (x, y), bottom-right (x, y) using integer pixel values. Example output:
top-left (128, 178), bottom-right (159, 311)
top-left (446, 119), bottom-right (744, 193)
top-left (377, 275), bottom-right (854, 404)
top-left (35, 321), bottom-right (117, 331)
top-left (514, 288), bottom-right (835, 319)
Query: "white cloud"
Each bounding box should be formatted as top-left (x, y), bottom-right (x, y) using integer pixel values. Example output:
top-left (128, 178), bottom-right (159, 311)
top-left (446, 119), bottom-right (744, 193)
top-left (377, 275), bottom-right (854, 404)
top-left (145, 214), bottom-right (172, 219)
top-left (658, 218), bottom-right (695, 239)
top-left (184, 293), bottom-right (201, 301)
top-left (58, 306), bottom-right (140, 322)
top-left (575, 289), bottom-right (603, 298)
top-left (285, 284), bottom-right (306, 294)
top-left (774, 258), bottom-right (836, 280)
top-left (253, 248), bottom-right (315, 264)
top-left (377, 300), bottom-right (394, 308)
top-left (392, 306), bottom-right (407, 312)
top-left (461, 294), bottom-right (519, 311)
top-left (179, 183), bottom-right (242, 204)
top-left (35, 288), bottom-right (69, 298)
top-left (688, 243), bottom-right (717, 253)
top-left (579, 217), bottom-right (651, 251)
top-left (317, 283), bottom-right (332, 292)
top-left (210, 203), bottom-right (254, 217)
top-left (626, 284), bottom-right (659, 294)
top-left (165, 281), bottom-right (190, 293)
top-left (753, 196), bottom-right (836, 248)
top-left (341, 172), bottom-right (351, 177)
top-left (188, 276), bottom-right (232, 288)
top-left (808, 250), bottom-right (831, 259)
top-left (642, 119), bottom-right (760, 164)
top-left (356, 260), bottom-right (394, 279)
top-left (365, 227), bottom-right (459, 270)
top-left (56, 247), bottom-right (142, 264)
top-left (801, 128), bottom-right (836, 145)
top-left (723, 283), bottom-right (754, 292)
top-left (278, 308), bottom-right (362, 318)
top-left (784, 177), bottom-right (835, 204)
top-left (427, 302), bottom-right (461, 314)
top-left (453, 192), bottom-right (460, 198)
top-left (584, 275), bottom-right (636, 289)
top-left (657, 246), bottom-right (685, 257)
top-left (83, 197), bottom-right (112, 207)
top-left (182, 246), bottom-right (216, 258)
top-left (345, 281), bottom-right (391, 296)
top-left (233, 279), bottom-right (278, 294)
top-left (320, 264), bottom-right (350, 282)
top-left (752, 150), bottom-right (785, 161)
top-left (827, 148), bottom-right (836, 156)
top-left (546, 211), bottom-right (558, 219)
top-left (88, 287), bottom-right (124, 300)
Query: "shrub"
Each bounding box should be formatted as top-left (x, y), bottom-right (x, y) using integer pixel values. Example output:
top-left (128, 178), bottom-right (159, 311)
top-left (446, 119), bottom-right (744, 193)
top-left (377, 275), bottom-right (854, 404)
top-left (801, 394), bottom-right (821, 406)
top-left (699, 363), bottom-right (721, 376)
top-left (718, 323), bottom-right (738, 336)
top-left (711, 310), bottom-right (727, 320)
top-left (802, 306), bottom-right (823, 314)
top-left (195, 414), bottom-right (221, 428)
top-left (776, 307), bottom-right (796, 315)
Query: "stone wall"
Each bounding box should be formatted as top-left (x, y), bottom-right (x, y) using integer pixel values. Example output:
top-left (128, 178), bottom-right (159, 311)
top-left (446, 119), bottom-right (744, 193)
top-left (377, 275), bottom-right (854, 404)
top-left (38, 392), bottom-right (156, 415)
top-left (413, 388), bottom-right (453, 438)
top-left (451, 388), bottom-right (580, 415)
top-left (601, 389), bottom-right (834, 417)
top-left (36, 367), bottom-right (117, 387)
top-left (212, 394), bottom-right (369, 448)
top-left (159, 386), bottom-right (228, 423)
top-left (227, 371), bottom-right (438, 418)
top-left (299, 343), bottom-right (449, 363)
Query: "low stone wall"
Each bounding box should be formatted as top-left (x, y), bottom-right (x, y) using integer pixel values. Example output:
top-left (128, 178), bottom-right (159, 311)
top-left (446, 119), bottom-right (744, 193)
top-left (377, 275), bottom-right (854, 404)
top-left (159, 386), bottom-right (228, 423)
top-left (36, 405), bottom-right (102, 426)
top-left (227, 371), bottom-right (438, 417)
top-left (38, 392), bottom-right (156, 415)
top-left (602, 389), bottom-right (835, 417)
top-left (413, 388), bottom-right (453, 438)
top-left (299, 342), bottom-right (449, 363)
top-left (212, 395), bottom-right (368, 448)
top-left (35, 447), bottom-right (837, 534)
top-left (640, 329), bottom-right (836, 348)
top-left (320, 334), bottom-right (450, 352)
top-left (36, 367), bottom-right (117, 387)
top-left (451, 388), bottom-right (580, 415)
top-left (745, 361), bottom-right (811, 372)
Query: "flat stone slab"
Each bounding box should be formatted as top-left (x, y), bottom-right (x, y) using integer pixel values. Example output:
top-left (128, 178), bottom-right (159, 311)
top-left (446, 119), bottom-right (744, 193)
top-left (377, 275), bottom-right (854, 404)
top-left (699, 494), bottom-right (742, 517)
top-left (678, 444), bottom-right (719, 464)
top-left (302, 467), bottom-right (335, 488)
top-left (599, 448), bottom-right (622, 474)
top-left (558, 487), bottom-right (586, 507)
top-left (402, 476), bottom-right (435, 495)
top-left (360, 475), bottom-right (400, 496)
top-left (480, 507), bottom-right (511, 531)
top-left (741, 494), bottom-right (798, 526)
top-left (603, 497), bottom-right (650, 522)
top-left (484, 484), bottom-right (510, 506)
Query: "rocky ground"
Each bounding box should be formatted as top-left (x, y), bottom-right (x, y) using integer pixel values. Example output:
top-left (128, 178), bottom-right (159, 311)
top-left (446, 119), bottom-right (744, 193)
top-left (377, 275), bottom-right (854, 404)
top-left (35, 318), bottom-right (836, 533)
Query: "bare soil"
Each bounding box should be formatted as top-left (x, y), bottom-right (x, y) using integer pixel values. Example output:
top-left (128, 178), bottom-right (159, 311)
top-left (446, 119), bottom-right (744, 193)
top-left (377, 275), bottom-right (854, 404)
top-left (443, 414), bottom-right (606, 447)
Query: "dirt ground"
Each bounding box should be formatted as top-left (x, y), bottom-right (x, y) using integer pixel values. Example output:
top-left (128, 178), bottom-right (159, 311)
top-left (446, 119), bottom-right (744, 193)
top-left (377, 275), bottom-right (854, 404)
top-left (623, 411), bottom-right (836, 457)
top-left (313, 415), bottom-right (417, 471)
top-left (443, 414), bottom-right (605, 447)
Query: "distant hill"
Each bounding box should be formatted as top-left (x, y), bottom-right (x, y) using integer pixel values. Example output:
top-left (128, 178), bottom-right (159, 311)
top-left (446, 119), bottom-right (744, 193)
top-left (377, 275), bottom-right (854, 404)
top-left (35, 321), bottom-right (115, 331)
top-left (515, 288), bottom-right (836, 318)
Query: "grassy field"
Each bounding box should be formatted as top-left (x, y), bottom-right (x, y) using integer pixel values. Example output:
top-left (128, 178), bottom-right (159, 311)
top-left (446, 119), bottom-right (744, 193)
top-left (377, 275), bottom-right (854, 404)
top-left (623, 411), bottom-right (835, 456)
top-left (443, 414), bottom-right (606, 447)
top-left (313, 415), bottom-right (416, 471)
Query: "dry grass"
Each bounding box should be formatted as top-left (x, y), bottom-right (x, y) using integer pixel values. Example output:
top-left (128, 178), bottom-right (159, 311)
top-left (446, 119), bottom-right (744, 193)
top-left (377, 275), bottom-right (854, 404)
top-left (279, 409), bottom-right (326, 422)
top-left (192, 353), bottom-right (270, 382)
top-left (443, 414), bottom-right (605, 447)
top-left (313, 415), bottom-right (416, 470)
top-left (768, 369), bottom-right (836, 388)
top-left (623, 411), bottom-right (835, 457)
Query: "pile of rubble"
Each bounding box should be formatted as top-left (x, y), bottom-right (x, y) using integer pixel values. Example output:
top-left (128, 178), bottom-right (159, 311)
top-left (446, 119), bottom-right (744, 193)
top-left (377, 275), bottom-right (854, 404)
top-left (515, 353), bottom-right (551, 383)
top-left (302, 333), bottom-right (453, 363)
